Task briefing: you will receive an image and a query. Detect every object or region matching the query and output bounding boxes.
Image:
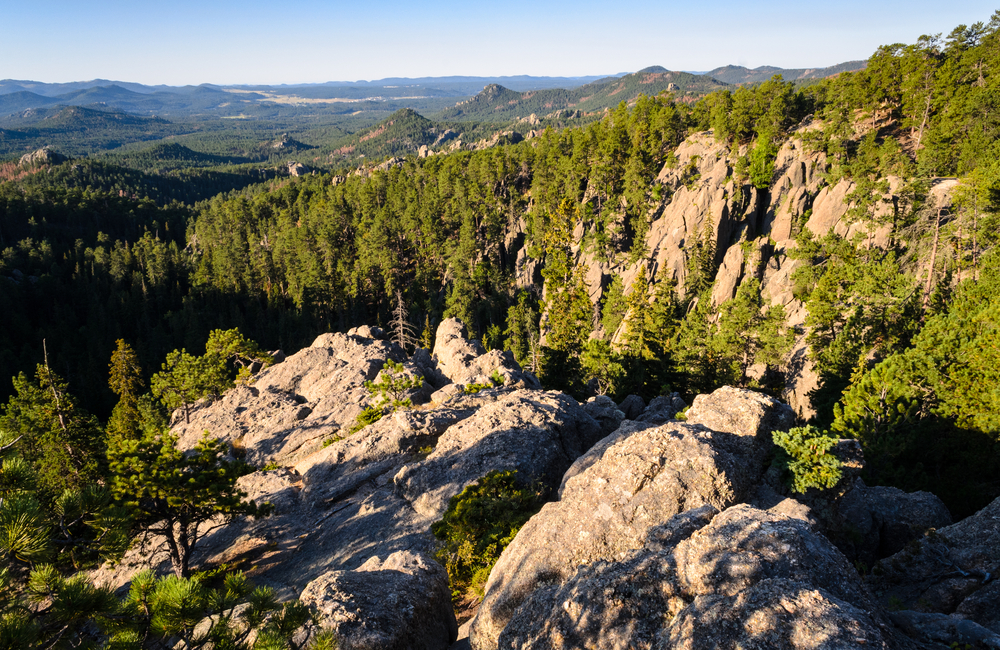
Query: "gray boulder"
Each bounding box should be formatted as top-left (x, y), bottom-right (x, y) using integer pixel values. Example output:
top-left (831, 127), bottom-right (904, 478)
top-left (837, 480), bottom-right (952, 563)
top-left (617, 394), bottom-right (645, 419)
top-left (393, 390), bottom-right (602, 520)
top-left (664, 578), bottom-right (900, 650)
top-left (636, 393), bottom-right (686, 424)
top-left (433, 318), bottom-right (486, 382)
top-left (581, 395), bottom-right (626, 438)
top-left (432, 318), bottom-right (540, 389)
top-left (685, 385), bottom-right (796, 468)
top-left (889, 610), bottom-right (1000, 649)
top-left (495, 505), bottom-right (913, 650)
top-left (471, 391), bottom-right (790, 650)
top-left (869, 495), bottom-right (1000, 634)
top-left (300, 550), bottom-right (457, 650)
top-left (685, 385), bottom-right (796, 438)
top-left (497, 509), bottom-right (718, 650)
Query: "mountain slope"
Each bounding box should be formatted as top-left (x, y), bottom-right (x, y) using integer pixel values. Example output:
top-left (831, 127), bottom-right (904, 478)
top-left (0, 106), bottom-right (182, 156)
top-left (435, 67), bottom-right (727, 122)
top-left (706, 60), bottom-right (867, 84)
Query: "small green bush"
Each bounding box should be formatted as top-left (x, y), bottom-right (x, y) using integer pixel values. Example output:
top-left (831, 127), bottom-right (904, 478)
top-left (347, 405), bottom-right (384, 435)
top-left (773, 425), bottom-right (843, 493)
top-left (463, 382), bottom-right (492, 395)
top-left (431, 470), bottom-right (545, 603)
top-left (347, 359), bottom-right (422, 434)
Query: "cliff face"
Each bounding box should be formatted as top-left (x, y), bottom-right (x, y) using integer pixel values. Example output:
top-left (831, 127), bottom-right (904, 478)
top-left (509, 120), bottom-right (954, 419)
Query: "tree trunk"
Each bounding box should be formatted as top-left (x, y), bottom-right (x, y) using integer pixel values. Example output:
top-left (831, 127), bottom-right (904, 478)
top-left (973, 198), bottom-right (979, 281)
top-left (914, 79), bottom-right (933, 151)
top-left (922, 207), bottom-right (942, 313)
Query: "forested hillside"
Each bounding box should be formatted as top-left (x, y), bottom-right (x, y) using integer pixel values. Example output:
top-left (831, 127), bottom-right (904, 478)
top-left (3, 12), bottom-right (1000, 646)
top-left (434, 67), bottom-right (726, 122)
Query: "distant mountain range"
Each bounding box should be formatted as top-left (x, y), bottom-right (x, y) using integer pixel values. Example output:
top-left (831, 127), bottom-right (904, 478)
top-left (434, 67), bottom-right (727, 122)
top-left (703, 61), bottom-right (867, 85)
top-left (0, 62), bottom-right (867, 158)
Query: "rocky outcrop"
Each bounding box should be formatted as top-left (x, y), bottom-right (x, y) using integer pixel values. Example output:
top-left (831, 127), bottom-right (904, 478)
top-left (87, 319), bottom-right (980, 650)
top-left (471, 387), bottom-right (792, 649)
top-left (300, 550), bottom-right (457, 650)
top-left (170, 331), bottom-right (409, 467)
top-left (432, 318), bottom-right (540, 390)
top-left (19, 147), bottom-right (66, 167)
top-left (494, 505), bottom-right (915, 650)
top-left (868, 495), bottom-right (1000, 635)
top-left (394, 390), bottom-right (601, 519)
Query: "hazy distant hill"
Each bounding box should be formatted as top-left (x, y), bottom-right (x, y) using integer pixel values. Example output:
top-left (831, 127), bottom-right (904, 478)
top-left (0, 105), bottom-right (183, 156)
top-left (434, 67), bottom-right (726, 122)
top-left (321, 108), bottom-right (459, 161)
top-left (1, 75), bottom-right (619, 99)
top-left (705, 61), bottom-right (866, 84)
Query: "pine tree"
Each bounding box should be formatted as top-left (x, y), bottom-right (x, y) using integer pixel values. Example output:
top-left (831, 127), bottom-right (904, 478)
top-left (0, 366), bottom-right (104, 504)
top-left (108, 433), bottom-right (270, 578)
top-left (107, 339), bottom-right (144, 442)
top-left (713, 278), bottom-right (794, 387)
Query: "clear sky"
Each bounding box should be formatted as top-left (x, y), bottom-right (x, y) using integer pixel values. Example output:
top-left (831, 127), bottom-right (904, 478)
top-left (1, 1), bottom-right (996, 85)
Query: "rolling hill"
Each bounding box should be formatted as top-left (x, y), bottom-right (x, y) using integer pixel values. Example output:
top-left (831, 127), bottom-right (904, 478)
top-left (434, 67), bottom-right (727, 122)
top-left (0, 105), bottom-right (184, 157)
top-left (704, 61), bottom-right (867, 85)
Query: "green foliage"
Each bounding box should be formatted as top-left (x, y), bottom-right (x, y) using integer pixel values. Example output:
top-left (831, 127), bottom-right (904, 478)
top-left (105, 569), bottom-right (319, 649)
top-left (504, 292), bottom-right (540, 373)
top-left (463, 382), bottom-right (492, 395)
top-left (684, 220), bottom-right (718, 300)
top-left (773, 426), bottom-right (844, 493)
top-left (348, 359), bottom-right (423, 434)
top-left (0, 563), bottom-right (321, 650)
top-left (365, 359), bottom-right (422, 413)
top-left (599, 275), bottom-right (628, 339)
top-left (713, 278), bottom-right (795, 388)
top-left (0, 365), bottom-right (104, 504)
top-left (347, 406), bottom-right (384, 435)
top-left (151, 329), bottom-right (271, 424)
top-left (581, 339), bottom-right (626, 397)
top-left (107, 339), bottom-right (144, 442)
top-left (431, 471), bottom-right (545, 603)
top-left (108, 433), bottom-right (268, 578)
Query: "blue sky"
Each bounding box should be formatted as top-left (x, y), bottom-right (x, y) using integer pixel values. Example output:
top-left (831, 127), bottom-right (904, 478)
top-left (1, 1), bottom-right (996, 85)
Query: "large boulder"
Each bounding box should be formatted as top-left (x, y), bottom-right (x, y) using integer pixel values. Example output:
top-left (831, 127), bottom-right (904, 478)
top-left (495, 505), bottom-right (915, 650)
top-left (636, 393), bottom-right (687, 424)
top-left (684, 385), bottom-right (795, 466)
top-left (471, 387), bottom-right (793, 649)
top-left (170, 332), bottom-right (409, 466)
top-left (432, 318), bottom-right (540, 389)
top-left (393, 390), bottom-right (602, 520)
top-left (496, 507), bottom-right (719, 650)
top-left (581, 395), bottom-right (626, 438)
top-left (836, 480), bottom-right (952, 563)
top-left (300, 550), bottom-right (457, 650)
top-left (868, 495), bottom-right (1000, 634)
top-left (617, 394), bottom-right (645, 420)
